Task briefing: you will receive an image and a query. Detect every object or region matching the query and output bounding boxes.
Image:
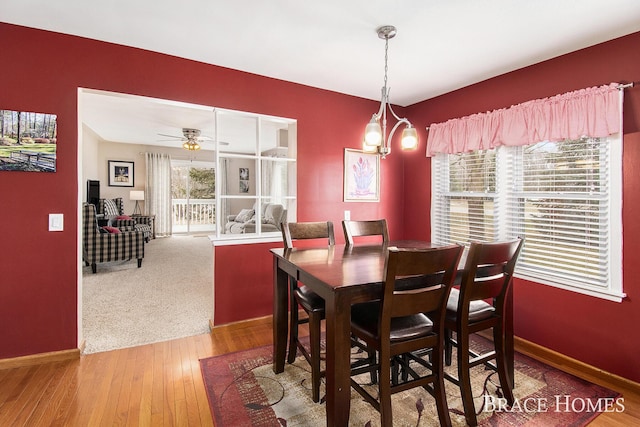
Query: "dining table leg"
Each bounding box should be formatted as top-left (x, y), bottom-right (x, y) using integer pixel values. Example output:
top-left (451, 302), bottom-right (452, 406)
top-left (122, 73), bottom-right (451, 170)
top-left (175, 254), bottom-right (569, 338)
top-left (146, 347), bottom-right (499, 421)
top-left (272, 258), bottom-right (289, 374)
top-left (323, 292), bottom-right (353, 426)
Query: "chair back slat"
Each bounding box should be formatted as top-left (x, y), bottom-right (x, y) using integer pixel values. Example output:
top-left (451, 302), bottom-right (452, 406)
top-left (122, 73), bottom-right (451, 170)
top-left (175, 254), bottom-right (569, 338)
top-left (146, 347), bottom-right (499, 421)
top-left (460, 239), bottom-right (524, 305)
top-left (281, 221), bottom-right (335, 249)
top-left (342, 219), bottom-right (389, 246)
top-left (383, 246), bottom-right (463, 324)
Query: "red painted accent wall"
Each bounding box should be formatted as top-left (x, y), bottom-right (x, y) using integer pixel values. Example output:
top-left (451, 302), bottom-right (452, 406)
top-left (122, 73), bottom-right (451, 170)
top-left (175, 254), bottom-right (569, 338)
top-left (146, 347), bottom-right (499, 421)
top-left (405, 32), bottom-right (640, 382)
top-left (0, 23), bottom-right (404, 359)
top-left (2, 21), bottom-right (639, 384)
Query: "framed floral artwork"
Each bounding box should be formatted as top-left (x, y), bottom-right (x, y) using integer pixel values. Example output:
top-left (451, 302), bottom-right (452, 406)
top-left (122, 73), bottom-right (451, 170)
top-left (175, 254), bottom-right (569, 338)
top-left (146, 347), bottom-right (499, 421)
top-left (343, 149), bottom-right (380, 202)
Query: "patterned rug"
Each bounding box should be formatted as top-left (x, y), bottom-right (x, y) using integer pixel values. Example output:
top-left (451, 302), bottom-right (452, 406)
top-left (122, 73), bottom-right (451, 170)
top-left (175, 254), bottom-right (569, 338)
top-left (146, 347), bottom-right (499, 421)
top-left (200, 336), bottom-right (619, 426)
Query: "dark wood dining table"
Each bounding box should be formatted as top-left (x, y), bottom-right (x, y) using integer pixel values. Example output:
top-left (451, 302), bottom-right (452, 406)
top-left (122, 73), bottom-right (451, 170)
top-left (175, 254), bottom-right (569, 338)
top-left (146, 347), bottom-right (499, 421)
top-left (271, 241), bottom-right (514, 426)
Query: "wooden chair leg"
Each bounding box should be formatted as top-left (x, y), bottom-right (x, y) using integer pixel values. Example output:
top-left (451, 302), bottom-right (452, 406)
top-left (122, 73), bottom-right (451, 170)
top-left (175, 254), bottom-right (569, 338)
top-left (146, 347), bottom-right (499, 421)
top-left (91, 263), bottom-right (97, 274)
top-left (309, 310), bottom-right (322, 403)
top-left (493, 325), bottom-right (515, 405)
top-left (444, 328), bottom-right (453, 366)
top-left (378, 352), bottom-right (393, 427)
top-left (432, 345), bottom-right (453, 427)
top-left (457, 331), bottom-right (478, 426)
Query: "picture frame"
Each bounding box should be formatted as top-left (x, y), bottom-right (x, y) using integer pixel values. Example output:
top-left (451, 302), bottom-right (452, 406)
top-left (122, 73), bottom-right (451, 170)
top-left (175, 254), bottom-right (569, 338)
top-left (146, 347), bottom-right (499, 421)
top-left (0, 109), bottom-right (57, 173)
top-left (108, 160), bottom-right (134, 187)
top-left (239, 167), bottom-right (250, 193)
top-left (343, 148), bottom-right (380, 202)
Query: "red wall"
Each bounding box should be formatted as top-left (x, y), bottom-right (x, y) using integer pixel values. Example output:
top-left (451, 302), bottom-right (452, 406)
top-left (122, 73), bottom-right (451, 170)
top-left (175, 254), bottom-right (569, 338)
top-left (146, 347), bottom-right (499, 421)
top-left (2, 21), bottom-right (639, 384)
top-left (405, 31), bottom-right (640, 382)
top-left (0, 23), bottom-right (405, 359)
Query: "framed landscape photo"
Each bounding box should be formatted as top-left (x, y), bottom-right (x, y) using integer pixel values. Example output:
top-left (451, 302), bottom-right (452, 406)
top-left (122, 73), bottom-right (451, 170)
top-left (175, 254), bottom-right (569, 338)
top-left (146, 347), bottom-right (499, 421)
top-left (343, 148), bottom-right (380, 202)
top-left (0, 109), bottom-right (57, 172)
top-left (108, 160), bottom-right (134, 187)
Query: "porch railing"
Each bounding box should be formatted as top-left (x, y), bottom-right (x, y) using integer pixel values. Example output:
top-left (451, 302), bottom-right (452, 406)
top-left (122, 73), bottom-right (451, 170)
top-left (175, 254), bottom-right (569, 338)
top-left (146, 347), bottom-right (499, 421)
top-left (172, 199), bottom-right (215, 231)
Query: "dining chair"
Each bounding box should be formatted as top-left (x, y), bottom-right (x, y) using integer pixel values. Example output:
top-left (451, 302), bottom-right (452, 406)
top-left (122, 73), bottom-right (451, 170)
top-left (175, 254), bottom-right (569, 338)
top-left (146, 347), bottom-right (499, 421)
top-left (342, 219), bottom-right (389, 246)
top-left (443, 238), bottom-right (524, 426)
top-left (281, 221), bottom-right (335, 402)
top-left (349, 245), bottom-right (463, 427)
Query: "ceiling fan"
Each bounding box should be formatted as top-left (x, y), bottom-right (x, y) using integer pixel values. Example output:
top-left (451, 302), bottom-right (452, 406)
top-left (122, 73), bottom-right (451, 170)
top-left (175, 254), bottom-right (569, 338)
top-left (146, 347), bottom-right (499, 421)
top-left (157, 128), bottom-right (226, 151)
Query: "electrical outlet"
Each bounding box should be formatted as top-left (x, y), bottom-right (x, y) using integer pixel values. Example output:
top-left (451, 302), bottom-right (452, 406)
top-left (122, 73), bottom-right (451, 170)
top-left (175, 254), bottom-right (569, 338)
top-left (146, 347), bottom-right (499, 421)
top-left (344, 210), bottom-right (351, 220)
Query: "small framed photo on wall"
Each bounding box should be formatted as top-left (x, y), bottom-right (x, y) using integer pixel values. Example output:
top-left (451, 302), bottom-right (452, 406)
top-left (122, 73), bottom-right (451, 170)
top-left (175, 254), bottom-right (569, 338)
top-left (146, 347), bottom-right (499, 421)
top-left (239, 167), bottom-right (249, 193)
top-left (108, 160), bottom-right (135, 187)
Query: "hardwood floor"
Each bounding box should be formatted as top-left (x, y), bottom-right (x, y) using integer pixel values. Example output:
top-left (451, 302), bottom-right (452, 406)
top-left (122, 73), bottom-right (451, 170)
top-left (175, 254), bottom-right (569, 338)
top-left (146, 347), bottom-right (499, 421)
top-left (0, 316), bottom-right (637, 426)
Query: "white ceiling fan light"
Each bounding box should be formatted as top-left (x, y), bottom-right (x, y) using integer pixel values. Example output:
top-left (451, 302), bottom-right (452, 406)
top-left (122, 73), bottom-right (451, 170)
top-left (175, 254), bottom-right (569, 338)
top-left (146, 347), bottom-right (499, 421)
top-left (156, 128), bottom-right (228, 150)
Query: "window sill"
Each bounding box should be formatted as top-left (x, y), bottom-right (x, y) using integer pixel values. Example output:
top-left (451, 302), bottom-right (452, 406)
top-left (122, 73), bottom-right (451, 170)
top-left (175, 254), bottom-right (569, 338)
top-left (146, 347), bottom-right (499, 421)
top-left (210, 234), bottom-right (283, 246)
top-left (516, 273), bottom-right (626, 303)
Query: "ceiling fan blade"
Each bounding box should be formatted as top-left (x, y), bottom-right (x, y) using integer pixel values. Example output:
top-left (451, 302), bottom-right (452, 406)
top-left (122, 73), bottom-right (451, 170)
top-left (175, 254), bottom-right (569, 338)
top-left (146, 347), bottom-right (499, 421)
top-left (157, 133), bottom-right (183, 139)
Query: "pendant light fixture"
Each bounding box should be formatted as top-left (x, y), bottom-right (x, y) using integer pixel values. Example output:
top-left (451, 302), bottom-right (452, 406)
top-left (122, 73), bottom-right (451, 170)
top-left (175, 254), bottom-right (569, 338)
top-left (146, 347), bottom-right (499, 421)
top-left (181, 128), bottom-right (201, 151)
top-left (363, 25), bottom-right (418, 158)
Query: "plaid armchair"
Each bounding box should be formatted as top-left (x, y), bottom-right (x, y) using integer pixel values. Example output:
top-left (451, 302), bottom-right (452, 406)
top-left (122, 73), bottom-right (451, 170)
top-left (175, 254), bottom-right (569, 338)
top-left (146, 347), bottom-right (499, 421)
top-left (97, 198), bottom-right (136, 227)
top-left (83, 203), bottom-right (145, 273)
top-left (98, 197), bottom-right (154, 241)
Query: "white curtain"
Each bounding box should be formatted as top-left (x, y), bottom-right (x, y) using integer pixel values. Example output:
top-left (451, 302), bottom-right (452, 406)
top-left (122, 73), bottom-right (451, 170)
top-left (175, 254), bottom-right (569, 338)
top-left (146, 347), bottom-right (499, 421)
top-left (219, 158), bottom-right (229, 233)
top-left (261, 158), bottom-right (285, 205)
top-left (145, 152), bottom-right (172, 237)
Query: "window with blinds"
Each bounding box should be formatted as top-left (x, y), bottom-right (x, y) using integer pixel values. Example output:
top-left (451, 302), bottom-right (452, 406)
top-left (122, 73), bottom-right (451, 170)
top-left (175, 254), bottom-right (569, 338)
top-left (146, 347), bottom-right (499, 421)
top-left (431, 136), bottom-right (623, 301)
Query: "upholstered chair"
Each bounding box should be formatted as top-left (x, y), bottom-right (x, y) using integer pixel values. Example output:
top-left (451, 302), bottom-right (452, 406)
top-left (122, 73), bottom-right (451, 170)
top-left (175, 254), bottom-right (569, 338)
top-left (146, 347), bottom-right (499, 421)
top-left (350, 245), bottom-right (463, 427)
top-left (443, 238), bottom-right (524, 426)
top-left (97, 198), bottom-right (153, 241)
top-left (82, 203), bottom-right (145, 273)
top-left (342, 219), bottom-right (389, 246)
top-left (281, 221), bottom-right (334, 402)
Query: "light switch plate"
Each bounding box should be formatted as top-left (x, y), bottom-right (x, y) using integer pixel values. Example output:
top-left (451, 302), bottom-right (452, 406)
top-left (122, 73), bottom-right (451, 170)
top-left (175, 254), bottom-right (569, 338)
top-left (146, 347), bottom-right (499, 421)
top-left (344, 210), bottom-right (351, 220)
top-left (49, 213), bottom-right (64, 231)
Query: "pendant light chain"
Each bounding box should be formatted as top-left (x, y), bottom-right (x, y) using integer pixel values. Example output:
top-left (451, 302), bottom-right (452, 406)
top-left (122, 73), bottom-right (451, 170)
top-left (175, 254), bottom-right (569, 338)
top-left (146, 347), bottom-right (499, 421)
top-left (383, 36), bottom-right (389, 93)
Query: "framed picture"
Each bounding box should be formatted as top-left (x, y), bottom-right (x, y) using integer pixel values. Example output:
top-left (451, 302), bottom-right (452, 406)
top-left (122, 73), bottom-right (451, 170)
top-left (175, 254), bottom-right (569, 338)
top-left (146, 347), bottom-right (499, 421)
top-left (343, 149), bottom-right (380, 202)
top-left (0, 109), bottom-right (57, 173)
top-left (239, 167), bottom-right (250, 193)
top-left (239, 167), bottom-right (249, 180)
top-left (108, 160), bottom-right (134, 187)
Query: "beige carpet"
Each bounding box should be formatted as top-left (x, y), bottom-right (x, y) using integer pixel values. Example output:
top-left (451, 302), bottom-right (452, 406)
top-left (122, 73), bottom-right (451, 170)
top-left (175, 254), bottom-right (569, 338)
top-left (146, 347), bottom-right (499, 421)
top-left (82, 235), bottom-right (213, 354)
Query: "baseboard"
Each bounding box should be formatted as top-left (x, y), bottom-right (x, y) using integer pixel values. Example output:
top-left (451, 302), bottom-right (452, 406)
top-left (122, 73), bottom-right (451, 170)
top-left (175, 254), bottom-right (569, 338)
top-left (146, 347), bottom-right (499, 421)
top-left (0, 348), bottom-right (80, 371)
top-left (514, 336), bottom-right (640, 395)
top-left (210, 314), bottom-right (272, 331)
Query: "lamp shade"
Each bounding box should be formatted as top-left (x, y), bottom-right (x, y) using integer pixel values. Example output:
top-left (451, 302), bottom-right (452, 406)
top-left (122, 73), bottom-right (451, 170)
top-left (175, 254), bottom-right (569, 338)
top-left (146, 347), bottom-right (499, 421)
top-left (400, 127), bottom-right (418, 150)
top-left (364, 120), bottom-right (382, 147)
top-left (130, 190), bottom-right (145, 201)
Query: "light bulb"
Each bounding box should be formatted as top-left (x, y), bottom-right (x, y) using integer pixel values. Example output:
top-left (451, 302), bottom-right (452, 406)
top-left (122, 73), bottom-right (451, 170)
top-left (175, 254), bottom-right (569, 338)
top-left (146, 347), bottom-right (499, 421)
top-left (364, 120), bottom-right (382, 147)
top-left (401, 126), bottom-right (418, 150)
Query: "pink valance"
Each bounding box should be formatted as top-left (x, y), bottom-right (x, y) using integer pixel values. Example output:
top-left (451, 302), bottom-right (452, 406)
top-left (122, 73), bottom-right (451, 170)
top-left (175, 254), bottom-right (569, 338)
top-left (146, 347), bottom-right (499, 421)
top-left (426, 83), bottom-right (621, 156)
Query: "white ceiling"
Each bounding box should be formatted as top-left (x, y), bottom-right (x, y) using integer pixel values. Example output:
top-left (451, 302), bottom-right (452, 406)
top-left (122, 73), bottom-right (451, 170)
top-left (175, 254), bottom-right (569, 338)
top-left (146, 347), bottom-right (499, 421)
top-left (3, 0), bottom-right (640, 149)
top-left (4, 0), bottom-right (640, 106)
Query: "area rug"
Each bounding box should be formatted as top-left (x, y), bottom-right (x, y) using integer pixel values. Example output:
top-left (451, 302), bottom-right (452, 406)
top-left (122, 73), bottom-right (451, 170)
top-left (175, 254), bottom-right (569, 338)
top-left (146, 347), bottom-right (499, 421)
top-left (200, 336), bottom-right (620, 426)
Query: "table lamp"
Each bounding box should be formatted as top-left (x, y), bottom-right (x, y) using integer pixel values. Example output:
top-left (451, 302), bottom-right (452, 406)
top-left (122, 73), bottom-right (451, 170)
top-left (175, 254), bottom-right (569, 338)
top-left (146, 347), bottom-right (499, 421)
top-left (129, 190), bottom-right (144, 215)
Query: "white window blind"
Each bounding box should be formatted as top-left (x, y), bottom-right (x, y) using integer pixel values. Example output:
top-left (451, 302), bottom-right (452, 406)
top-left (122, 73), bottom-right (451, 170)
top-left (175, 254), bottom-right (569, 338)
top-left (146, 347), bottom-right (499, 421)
top-left (432, 149), bottom-right (500, 245)
top-left (432, 136), bottom-right (624, 301)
